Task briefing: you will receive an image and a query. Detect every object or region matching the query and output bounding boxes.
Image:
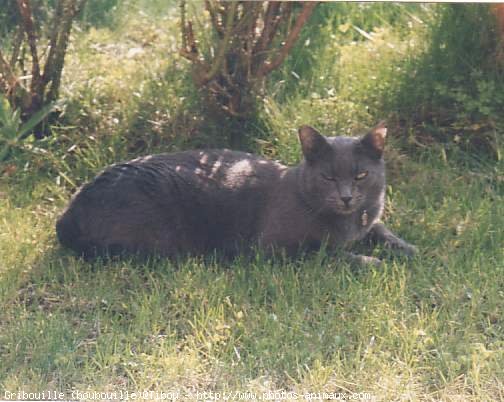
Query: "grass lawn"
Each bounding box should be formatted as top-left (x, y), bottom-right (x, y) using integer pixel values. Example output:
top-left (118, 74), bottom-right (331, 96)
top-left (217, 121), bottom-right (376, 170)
top-left (1, 3), bottom-right (503, 401)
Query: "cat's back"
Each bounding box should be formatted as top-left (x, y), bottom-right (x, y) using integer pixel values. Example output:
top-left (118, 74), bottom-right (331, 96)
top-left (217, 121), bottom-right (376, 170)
top-left (56, 149), bottom-right (287, 256)
top-left (77, 149), bottom-right (286, 200)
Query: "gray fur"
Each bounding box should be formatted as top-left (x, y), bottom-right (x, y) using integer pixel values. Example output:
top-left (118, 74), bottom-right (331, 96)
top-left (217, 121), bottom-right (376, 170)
top-left (56, 123), bottom-right (417, 263)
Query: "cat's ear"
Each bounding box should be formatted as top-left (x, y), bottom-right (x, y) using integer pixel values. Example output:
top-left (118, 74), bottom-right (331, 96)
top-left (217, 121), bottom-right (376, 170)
top-left (359, 121), bottom-right (387, 159)
top-left (298, 126), bottom-right (331, 163)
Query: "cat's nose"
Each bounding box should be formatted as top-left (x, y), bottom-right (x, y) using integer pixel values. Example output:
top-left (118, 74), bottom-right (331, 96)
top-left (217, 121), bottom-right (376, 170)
top-left (341, 196), bottom-right (353, 206)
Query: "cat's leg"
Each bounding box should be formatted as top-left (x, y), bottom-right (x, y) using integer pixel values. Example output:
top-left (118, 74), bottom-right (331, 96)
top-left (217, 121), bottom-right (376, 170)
top-left (366, 222), bottom-right (418, 257)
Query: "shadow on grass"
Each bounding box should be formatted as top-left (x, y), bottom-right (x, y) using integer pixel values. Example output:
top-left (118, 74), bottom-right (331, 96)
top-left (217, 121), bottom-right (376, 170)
top-left (121, 61), bottom-right (272, 155)
top-left (1, 232), bottom-right (424, 387)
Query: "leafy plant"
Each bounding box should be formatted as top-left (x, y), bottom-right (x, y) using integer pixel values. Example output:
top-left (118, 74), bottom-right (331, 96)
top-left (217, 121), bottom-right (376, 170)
top-left (179, 1), bottom-right (318, 148)
top-left (391, 4), bottom-right (503, 158)
top-left (0, 95), bottom-right (54, 162)
top-left (180, 1), bottom-right (317, 119)
top-left (0, 0), bottom-right (85, 138)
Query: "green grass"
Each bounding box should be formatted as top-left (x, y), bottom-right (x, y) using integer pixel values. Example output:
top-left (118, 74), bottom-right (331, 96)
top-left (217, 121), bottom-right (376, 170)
top-left (1, 155), bottom-right (503, 399)
top-left (1, 3), bottom-right (503, 400)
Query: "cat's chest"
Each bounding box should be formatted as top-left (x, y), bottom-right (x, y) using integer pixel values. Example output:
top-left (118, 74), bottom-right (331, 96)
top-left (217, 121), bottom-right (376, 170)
top-left (316, 207), bottom-right (378, 244)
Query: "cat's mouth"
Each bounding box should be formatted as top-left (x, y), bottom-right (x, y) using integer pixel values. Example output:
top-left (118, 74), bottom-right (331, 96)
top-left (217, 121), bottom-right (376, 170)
top-left (324, 195), bottom-right (361, 215)
top-left (324, 203), bottom-right (358, 215)
top-left (337, 205), bottom-right (357, 215)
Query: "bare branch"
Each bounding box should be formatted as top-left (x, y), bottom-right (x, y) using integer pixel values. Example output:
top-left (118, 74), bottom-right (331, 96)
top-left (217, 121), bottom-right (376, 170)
top-left (0, 50), bottom-right (18, 92)
top-left (205, 0), bottom-right (224, 37)
top-left (16, 0), bottom-right (41, 88)
top-left (198, 1), bottom-right (237, 85)
top-left (181, 1), bottom-right (317, 120)
top-left (180, 0), bottom-right (188, 51)
top-left (254, 2), bottom-right (281, 55)
top-left (1, 48), bottom-right (31, 112)
top-left (252, 2), bottom-right (289, 75)
top-left (9, 27), bottom-right (24, 68)
top-left (42, 0), bottom-right (65, 85)
top-left (257, 2), bottom-right (318, 78)
top-left (180, 22), bottom-right (200, 62)
top-left (180, 0), bottom-right (200, 62)
top-left (241, 2), bottom-right (262, 80)
top-left (46, 0), bottom-right (87, 103)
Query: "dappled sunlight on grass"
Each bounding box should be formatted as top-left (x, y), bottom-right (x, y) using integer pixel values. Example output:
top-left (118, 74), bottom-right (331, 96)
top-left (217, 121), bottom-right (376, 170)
top-left (1, 158), bottom-right (502, 397)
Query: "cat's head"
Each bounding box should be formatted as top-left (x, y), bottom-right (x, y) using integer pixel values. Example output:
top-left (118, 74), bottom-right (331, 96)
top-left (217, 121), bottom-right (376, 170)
top-left (298, 122), bottom-right (387, 215)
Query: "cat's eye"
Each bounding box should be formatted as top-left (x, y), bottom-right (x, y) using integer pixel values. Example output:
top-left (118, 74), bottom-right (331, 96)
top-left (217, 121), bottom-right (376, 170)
top-left (355, 171), bottom-right (368, 180)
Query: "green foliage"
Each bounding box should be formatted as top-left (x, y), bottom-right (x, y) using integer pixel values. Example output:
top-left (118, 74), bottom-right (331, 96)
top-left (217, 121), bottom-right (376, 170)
top-left (0, 0), bottom-right (120, 35)
top-left (1, 153), bottom-right (502, 398)
top-left (79, 0), bottom-right (119, 27)
top-left (259, 5), bottom-right (431, 163)
top-left (391, 5), bottom-right (503, 157)
top-left (270, 3), bottom-right (432, 101)
top-left (0, 0), bottom-right (18, 38)
top-left (0, 95), bottom-right (54, 162)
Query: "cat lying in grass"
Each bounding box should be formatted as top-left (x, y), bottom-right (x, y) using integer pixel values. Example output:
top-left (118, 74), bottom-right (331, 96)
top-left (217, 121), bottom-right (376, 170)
top-left (56, 122), bottom-right (417, 264)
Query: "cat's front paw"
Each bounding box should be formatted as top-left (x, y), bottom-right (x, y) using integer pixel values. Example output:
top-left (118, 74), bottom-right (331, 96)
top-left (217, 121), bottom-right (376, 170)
top-left (385, 237), bottom-right (418, 258)
top-left (360, 255), bottom-right (383, 267)
top-left (401, 243), bottom-right (418, 257)
top-left (346, 252), bottom-right (382, 267)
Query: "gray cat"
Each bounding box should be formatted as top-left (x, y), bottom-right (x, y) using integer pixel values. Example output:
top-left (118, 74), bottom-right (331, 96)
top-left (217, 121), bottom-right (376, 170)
top-left (56, 122), bottom-right (417, 264)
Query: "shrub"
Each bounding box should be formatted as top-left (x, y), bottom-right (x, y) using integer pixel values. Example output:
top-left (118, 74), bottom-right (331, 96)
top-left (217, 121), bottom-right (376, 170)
top-left (0, 0), bottom-right (86, 138)
top-left (392, 5), bottom-right (503, 158)
top-left (179, 1), bottom-right (317, 148)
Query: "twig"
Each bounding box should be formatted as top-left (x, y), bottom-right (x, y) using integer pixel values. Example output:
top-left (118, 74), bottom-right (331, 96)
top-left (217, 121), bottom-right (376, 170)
top-left (180, 0), bottom-right (187, 52)
top-left (46, 0), bottom-right (86, 103)
top-left (257, 2), bottom-right (318, 78)
top-left (9, 26), bottom-right (24, 68)
top-left (252, 2), bottom-right (290, 75)
top-left (253, 2), bottom-right (281, 56)
top-left (0, 50), bottom-right (18, 91)
top-left (198, 2), bottom-right (237, 85)
top-left (242, 2), bottom-right (261, 80)
top-left (180, 0), bottom-right (200, 62)
top-left (205, 0), bottom-right (224, 37)
top-left (180, 0), bottom-right (317, 119)
top-left (42, 0), bottom-right (65, 86)
top-left (16, 0), bottom-right (42, 91)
